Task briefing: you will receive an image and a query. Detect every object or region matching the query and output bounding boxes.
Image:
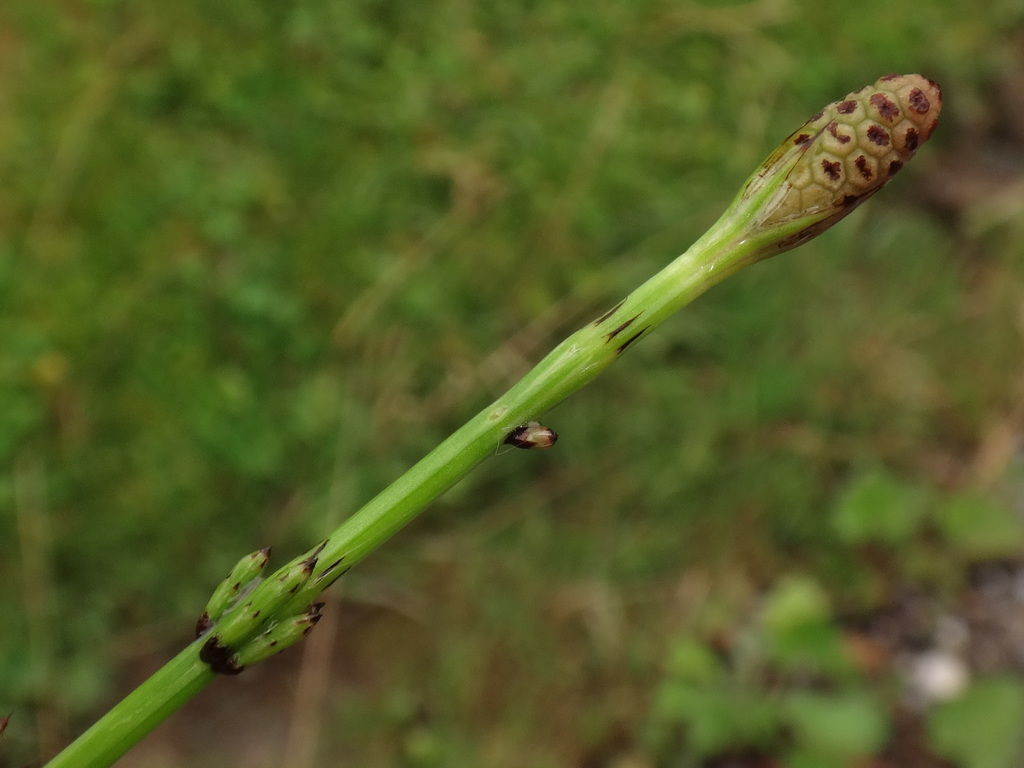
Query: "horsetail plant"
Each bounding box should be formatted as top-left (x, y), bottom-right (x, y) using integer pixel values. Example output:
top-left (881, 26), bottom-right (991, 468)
top-left (43, 74), bottom-right (942, 768)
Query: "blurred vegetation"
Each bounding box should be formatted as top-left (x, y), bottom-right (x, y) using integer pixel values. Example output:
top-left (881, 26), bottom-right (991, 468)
top-left (2, 0), bottom-right (1023, 766)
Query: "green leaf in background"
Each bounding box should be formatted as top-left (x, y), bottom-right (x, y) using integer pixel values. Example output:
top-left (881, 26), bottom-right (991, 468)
top-left (934, 492), bottom-right (1024, 560)
top-left (761, 575), bottom-right (831, 631)
top-left (653, 682), bottom-right (780, 758)
top-left (783, 690), bottom-right (888, 762)
top-left (927, 677), bottom-right (1024, 768)
top-left (650, 636), bottom-right (776, 758)
top-left (832, 469), bottom-right (927, 546)
top-left (665, 636), bottom-right (726, 684)
top-left (783, 751), bottom-right (848, 768)
top-left (760, 575), bottom-right (852, 677)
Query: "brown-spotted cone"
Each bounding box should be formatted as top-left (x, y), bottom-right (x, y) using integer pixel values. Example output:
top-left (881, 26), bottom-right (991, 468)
top-left (751, 74), bottom-right (941, 238)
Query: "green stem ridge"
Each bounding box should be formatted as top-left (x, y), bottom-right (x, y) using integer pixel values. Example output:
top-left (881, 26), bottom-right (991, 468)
top-left (43, 73), bottom-right (941, 768)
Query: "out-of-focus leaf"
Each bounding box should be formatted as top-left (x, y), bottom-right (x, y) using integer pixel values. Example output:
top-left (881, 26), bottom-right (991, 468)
top-left (783, 690), bottom-right (888, 759)
top-left (927, 677), bottom-right (1024, 768)
top-left (653, 683), bottom-right (780, 757)
top-left (665, 637), bottom-right (725, 684)
top-left (760, 576), bottom-right (853, 677)
top-left (934, 493), bottom-right (1024, 560)
top-left (832, 470), bottom-right (927, 545)
top-left (761, 575), bottom-right (831, 632)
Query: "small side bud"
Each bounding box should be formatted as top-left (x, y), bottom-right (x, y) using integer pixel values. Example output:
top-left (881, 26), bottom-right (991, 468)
top-left (504, 421), bottom-right (558, 449)
top-left (197, 546), bottom-right (272, 636)
top-left (726, 74), bottom-right (942, 259)
top-left (233, 603), bottom-right (326, 668)
top-left (1, 713), bottom-right (10, 737)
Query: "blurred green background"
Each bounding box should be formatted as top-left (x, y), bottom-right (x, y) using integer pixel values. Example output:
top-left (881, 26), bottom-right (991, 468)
top-left (2, 0), bottom-right (1024, 766)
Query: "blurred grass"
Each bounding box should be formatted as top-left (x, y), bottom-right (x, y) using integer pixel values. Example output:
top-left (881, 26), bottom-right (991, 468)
top-left (1, 0), bottom-right (1023, 766)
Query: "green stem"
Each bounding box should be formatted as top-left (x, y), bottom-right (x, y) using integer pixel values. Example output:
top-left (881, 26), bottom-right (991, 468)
top-left (45, 642), bottom-right (214, 768)
top-left (306, 215), bottom-right (756, 576)
top-left (45, 208), bottom-right (758, 768)
top-left (43, 72), bottom-right (943, 767)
